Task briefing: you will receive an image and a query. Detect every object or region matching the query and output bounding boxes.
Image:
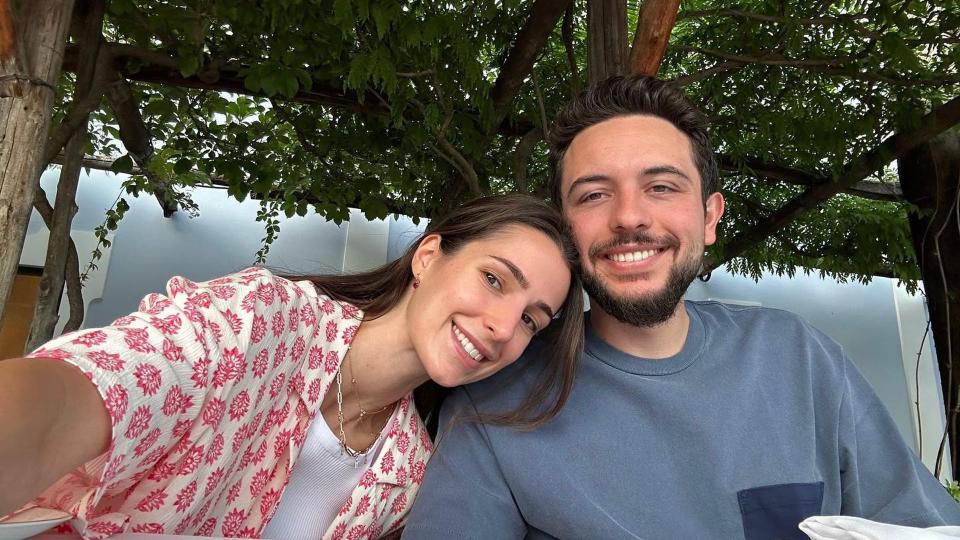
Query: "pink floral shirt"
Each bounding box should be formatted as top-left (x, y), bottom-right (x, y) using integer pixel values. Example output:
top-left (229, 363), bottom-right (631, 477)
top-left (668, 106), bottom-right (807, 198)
top-left (16, 267), bottom-right (433, 539)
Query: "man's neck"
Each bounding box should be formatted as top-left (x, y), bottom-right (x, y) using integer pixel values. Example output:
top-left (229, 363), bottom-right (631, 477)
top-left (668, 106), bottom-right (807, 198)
top-left (588, 299), bottom-right (690, 359)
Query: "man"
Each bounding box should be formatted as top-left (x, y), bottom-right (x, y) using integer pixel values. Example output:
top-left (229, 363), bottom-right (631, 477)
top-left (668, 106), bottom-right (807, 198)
top-left (401, 76), bottom-right (960, 539)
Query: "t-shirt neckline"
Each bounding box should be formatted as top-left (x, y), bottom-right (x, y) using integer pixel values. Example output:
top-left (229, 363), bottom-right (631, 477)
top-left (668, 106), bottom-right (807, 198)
top-left (584, 301), bottom-right (706, 376)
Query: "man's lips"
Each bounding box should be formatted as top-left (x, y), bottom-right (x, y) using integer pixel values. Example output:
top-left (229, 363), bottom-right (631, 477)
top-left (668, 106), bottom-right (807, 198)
top-left (601, 246), bottom-right (667, 263)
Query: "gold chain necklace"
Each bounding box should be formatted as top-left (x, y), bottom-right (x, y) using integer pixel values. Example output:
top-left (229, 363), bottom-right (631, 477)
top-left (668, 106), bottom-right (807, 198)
top-left (335, 354), bottom-right (395, 468)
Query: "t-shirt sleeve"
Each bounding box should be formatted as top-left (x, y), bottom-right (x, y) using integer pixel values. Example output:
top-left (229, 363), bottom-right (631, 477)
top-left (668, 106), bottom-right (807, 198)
top-left (25, 267), bottom-right (305, 514)
top-left (401, 387), bottom-right (526, 539)
top-left (838, 354), bottom-right (960, 525)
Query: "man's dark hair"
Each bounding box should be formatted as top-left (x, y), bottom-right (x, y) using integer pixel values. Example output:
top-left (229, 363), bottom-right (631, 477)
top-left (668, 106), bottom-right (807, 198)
top-left (547, 75), bottom-right (720, 206)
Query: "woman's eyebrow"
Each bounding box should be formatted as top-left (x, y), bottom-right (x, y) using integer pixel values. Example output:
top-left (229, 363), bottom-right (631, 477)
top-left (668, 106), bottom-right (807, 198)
top-left (489, 255), bottom-right (556, 319)
top-left (490, 255), bottom-right (529, 288)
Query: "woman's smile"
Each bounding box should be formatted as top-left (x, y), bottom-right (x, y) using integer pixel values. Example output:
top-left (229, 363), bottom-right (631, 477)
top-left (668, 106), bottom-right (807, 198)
top-left (451, 322), bottom-right (491, 369)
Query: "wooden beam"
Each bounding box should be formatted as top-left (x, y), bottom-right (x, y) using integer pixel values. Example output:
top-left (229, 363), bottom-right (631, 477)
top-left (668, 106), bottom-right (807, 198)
top-left (628, 0), bottom-right (681, 76)
top-left (0, 0), bottom-right (76, 326)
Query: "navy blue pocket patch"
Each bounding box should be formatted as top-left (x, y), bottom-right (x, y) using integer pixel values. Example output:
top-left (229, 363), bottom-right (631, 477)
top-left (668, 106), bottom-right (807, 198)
top-left (738, 482), bottom-right (824, 540)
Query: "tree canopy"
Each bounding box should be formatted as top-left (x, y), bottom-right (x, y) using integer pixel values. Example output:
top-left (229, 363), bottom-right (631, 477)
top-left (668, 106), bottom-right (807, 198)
top-left (38, 0), bottom-right (952, 284)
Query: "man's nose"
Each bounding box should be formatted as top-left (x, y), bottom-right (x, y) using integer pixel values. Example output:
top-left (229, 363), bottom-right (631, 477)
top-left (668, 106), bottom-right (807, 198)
top-left (609, 190), bottom-right (651, 231)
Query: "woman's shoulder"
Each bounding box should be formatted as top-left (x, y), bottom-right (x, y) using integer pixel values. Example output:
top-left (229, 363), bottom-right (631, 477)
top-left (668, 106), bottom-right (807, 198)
top-left (161, 268), bottom-right (359, 314)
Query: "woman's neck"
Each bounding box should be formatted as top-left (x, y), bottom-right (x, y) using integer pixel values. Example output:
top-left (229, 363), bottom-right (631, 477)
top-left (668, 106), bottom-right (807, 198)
top-left (340, 295), bottom-right (428, 414)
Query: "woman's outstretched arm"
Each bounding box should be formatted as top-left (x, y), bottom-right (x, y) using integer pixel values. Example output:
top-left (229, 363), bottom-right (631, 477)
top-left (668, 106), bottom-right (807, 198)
top-left (0, 357), bottom-right (110, 517)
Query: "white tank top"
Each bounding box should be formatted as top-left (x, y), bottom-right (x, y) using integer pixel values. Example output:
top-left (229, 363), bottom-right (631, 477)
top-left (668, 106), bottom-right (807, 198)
top-left (260, 409), bottom-right (394, 539)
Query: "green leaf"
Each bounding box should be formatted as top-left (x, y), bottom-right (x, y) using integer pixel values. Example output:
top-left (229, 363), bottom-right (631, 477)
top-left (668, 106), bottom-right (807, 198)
top-left (178, 55), bottom-right (201, 78)
top-left (243, 69), bottom-right (263, 93)
top-left (111, 154), bottom-right (134, 174)
top-left (143, 99), bottom-right (176, 118)
top-left (173, 157), bottom-right (193, 174)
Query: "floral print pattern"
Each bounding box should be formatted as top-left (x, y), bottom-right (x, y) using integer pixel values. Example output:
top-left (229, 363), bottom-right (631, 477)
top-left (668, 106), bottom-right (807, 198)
top-left (12, 268), bottom-right (432, 539)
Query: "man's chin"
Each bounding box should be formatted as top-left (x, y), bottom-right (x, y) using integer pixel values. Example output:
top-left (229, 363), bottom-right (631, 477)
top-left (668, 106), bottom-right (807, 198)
top-left (581, 258), bottom-right (700, 328)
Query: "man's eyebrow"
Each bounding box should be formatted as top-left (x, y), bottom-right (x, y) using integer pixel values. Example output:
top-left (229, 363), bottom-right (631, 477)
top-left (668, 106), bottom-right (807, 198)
top-left (565, 174), bottom-right (610, 199)
top-left (643, 165), bottom-right (692, 182)
top-left (490, 256), bottom-right (556, 319)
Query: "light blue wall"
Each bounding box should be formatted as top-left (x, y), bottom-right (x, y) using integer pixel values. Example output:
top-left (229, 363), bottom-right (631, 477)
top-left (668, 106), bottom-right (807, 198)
top-left (32, 169), bottom-right (348, 328)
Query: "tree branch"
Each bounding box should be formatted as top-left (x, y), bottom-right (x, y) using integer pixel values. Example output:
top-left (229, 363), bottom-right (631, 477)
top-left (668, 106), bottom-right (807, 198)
top-left (671, 61), bottom-right (745, 86)
top-left (28, 0), bottom-right (105, 350)
top-left (32, 186), bottom-right (84, 335)
top-left (672, 44), bottom-right (958, 87)
top-left (488, 0), bottom-right (574, 135)
top-left (677, 8), bottom-right (880, 38)
top-left (60, 42), bottom-right (543, 137)
top-left (104, 76), bottom-right (177, 216)
top-left (673, 44), bottom-right (855, 67)
top-left (706, 95), bottom-right (960, 271)
top-left (0, 0), bottom-right (13, 61)
top-left (561, 5), bottom-right (581, 96)
top-left (41, 49), bottom-right (113, 165)
top-left (717, 155), bottom-right (903, 201)
top-left (512, 128), bottom-right (542, 193)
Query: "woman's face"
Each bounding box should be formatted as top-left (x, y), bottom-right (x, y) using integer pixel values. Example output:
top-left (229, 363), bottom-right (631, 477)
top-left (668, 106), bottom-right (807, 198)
top-left (407, 224), bottom-right (571, 387)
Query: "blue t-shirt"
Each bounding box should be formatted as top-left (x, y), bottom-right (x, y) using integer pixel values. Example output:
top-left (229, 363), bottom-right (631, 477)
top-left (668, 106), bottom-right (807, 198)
top-left (403, 301), bottom-right (960, 539)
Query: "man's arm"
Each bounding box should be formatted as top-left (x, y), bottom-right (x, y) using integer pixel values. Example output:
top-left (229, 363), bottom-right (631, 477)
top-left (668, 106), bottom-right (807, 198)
top-left (839, 355), bottom-right (960, 524)
top-left (0, 357), bottom-right (111, 516)
top-left (403, 387), bottom-right (526, 539)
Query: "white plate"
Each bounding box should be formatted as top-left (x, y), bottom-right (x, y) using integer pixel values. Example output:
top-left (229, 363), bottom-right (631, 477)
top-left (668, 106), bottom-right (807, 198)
top-left (0, 516), bottom-right (72, 540)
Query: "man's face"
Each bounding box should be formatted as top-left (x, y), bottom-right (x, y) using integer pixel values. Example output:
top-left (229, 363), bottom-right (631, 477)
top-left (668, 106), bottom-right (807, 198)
top-left (559, 115), bottom-right (724, 327)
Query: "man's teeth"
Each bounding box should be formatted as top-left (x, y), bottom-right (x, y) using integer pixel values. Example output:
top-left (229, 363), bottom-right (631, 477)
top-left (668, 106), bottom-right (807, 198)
top-left (453, 325), bottom-right (485, 362)
top-left (610, 249), bottom-right (659, 263)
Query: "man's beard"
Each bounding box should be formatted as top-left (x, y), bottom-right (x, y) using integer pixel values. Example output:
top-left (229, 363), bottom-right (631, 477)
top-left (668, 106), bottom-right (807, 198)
top-left (581, 234), bottom-right (702, 328)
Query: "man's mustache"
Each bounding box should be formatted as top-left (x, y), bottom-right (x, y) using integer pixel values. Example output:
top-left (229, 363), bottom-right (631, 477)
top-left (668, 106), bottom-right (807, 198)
top-left (587, 232), bottom-right (681, 259)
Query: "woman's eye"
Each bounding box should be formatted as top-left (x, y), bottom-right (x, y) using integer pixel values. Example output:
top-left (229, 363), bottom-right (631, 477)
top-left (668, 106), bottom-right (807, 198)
top-left (484, 272), bottom-right (502, 289)
top-left (521, 313), bottom-right (539, 332)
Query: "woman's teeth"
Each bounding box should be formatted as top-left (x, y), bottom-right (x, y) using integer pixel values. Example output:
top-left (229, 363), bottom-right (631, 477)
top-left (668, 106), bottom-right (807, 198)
top-left (610, 249), bottom-right (658, 263)
top-left (453, 325), bottom-right (486, 362)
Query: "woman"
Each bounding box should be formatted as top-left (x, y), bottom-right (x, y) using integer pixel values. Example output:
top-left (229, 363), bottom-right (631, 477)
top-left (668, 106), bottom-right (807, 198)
top-left (0, 194), bottom-right (584, 539)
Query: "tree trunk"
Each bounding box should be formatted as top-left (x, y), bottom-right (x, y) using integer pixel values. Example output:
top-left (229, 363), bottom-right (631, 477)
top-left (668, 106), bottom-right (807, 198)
top-left (897, 132), bottom-right (960, 478)
top-left (628, 0), bottom-right (681, 76)
top-left (0, 0), bottom-right (75, 324)
top-left (25, 0), bottom-right (104, 352)
top-left (587, 0), bottom-right (627, 84)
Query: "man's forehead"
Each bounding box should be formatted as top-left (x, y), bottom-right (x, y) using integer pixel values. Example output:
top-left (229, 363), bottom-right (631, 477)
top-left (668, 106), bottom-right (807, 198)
top-left (561, 115), bottom-right (697, 179)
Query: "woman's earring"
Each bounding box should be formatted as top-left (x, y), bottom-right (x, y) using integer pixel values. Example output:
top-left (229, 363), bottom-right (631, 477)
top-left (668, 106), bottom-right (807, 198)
top-left (413, 273), bottom-right (421, 289)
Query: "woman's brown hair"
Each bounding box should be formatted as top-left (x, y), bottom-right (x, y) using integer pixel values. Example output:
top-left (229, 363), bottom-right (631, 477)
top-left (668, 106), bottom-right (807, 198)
top-left (291, 194), bottom-right (584, 431)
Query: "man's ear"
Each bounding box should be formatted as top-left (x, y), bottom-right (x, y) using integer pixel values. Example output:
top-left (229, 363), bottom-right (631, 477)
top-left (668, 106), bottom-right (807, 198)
top-left (411, 233), bottom-right (443, 275)
top-left (703, 192), bottom-right (725, 247)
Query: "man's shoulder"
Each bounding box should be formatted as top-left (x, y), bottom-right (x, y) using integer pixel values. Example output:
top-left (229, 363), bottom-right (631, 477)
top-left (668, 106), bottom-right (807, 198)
top-left (455, 337), bottom-right (555, 414)
top-left (688, 300), bottom-right (847, 366)
top-left (688, 300), bottom-right (828, 339)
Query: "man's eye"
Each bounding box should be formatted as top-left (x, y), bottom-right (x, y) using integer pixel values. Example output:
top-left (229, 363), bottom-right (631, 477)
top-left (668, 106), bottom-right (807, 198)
top-left (651, 184), bottom-right (674, 193)
top-left (521, 313), bottom-right (538, 332)
top-left (581, 192), bottom-right (603, 203)
top-left (484, 272), bottom-right (502, 289)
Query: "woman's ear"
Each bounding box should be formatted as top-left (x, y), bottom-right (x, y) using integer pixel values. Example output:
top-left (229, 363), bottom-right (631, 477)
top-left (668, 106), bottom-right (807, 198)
top-left (411, 233), bottom-right (443, 275)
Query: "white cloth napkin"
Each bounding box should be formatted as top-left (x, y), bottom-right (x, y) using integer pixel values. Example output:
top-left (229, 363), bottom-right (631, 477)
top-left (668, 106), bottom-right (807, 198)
top-left (800, 516), bottom-right (960, 540)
